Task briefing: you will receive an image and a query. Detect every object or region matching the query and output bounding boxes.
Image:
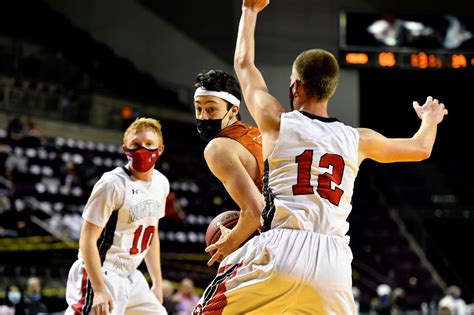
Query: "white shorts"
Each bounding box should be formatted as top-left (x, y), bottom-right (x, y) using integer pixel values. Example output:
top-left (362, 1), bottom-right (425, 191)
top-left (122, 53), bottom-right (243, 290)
top-left (65, 260), bottom-right (167, 315)
top-left (193, 228), bottom-right (356, 315)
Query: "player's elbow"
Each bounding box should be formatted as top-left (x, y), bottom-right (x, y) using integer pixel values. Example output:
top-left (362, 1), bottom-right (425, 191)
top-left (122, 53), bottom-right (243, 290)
top-left (412, 146), bottom-right (432, 161)
top-left (234, 56), bottom-right (249, 73)
top-left (419, 147), bottom-right (432, 160)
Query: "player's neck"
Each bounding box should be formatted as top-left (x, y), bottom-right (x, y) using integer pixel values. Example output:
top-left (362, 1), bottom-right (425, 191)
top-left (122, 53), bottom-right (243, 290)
top-left (130, 167), bottom-right (153, 182)
top-left (297, 101), bottom-right (328, 117)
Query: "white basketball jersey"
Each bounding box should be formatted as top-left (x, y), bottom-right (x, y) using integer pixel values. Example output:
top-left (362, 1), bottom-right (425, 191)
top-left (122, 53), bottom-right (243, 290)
top-left (79, 166), bottom-right (169, 276)
top-left (262, 111), bottom-right (359, 237)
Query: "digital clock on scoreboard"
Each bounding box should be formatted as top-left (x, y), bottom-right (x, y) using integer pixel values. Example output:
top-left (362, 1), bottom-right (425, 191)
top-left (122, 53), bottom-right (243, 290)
top-left (339, 11), bottom-right (474, 70)
top-left (340, 50), bottom-right (474, 70)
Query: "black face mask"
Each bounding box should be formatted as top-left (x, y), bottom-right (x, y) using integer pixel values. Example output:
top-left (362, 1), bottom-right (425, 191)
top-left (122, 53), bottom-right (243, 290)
top-left (196, 109), bottom-right (232, 142)
top-left (196, 119), bottom-right (223, 142)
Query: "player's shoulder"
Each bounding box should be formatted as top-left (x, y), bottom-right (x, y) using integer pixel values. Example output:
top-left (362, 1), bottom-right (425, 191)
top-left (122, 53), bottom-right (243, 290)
top-left (205, 137), bottom-right (240, 159)
top-left (152, 169), bottom-right (170, 187)
top-left (97, 167), bottom-right (128, 188)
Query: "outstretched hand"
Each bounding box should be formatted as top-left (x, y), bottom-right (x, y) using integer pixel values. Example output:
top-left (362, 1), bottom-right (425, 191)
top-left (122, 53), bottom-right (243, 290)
top-left (413, 96), bottom-right (448, 125)
top-left (205, 223), bottom-right (238, 266)
top-left (243, 0), bottom-right (270, 12)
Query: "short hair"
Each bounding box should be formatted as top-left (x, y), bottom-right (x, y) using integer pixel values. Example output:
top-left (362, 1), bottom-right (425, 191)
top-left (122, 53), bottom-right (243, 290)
top-left (123, 117), bottom-right (163, 145)
top-left (446, 285), bottom-right (461, 297)
top-left (194, 69), bottom-right (242, 120)
top-left (292, 49), bottom-right (339, 101)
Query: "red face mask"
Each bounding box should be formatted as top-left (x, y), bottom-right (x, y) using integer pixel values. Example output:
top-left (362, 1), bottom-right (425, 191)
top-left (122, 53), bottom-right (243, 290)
top-left (124, 147), bottom-right (160, 172)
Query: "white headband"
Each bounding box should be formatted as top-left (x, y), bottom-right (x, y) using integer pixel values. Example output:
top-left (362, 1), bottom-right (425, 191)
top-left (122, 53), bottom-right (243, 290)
top-left (194, 87), bottom-right (240, 107)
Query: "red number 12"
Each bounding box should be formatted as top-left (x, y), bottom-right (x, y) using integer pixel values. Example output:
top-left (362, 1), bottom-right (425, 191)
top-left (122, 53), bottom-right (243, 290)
top-left (292, 149), bottom-right (345, 206)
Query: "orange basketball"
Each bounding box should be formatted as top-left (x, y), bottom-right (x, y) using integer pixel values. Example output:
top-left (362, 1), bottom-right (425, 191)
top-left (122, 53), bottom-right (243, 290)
top-left (205, 210), bottom-right (240, 247)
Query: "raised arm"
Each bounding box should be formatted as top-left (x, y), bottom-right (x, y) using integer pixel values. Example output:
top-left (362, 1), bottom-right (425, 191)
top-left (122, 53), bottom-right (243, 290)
top-left (234, 0), bottom-right (284, 136)
top-left (358, 96), bottom-right (448, 164)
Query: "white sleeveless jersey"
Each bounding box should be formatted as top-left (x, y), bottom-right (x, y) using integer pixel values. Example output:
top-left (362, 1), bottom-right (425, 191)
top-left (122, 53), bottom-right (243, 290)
top-left (262, 111), bottom-right (359, 237)
top-left (78, 166), bottom-right (169, 276)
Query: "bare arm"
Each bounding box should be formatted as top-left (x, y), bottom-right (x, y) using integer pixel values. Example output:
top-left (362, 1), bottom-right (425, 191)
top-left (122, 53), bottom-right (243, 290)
top-left (80, 221), bottom-right (114, 314)
top-left (144, 230), bottom-right (163, 302)
top-left (234, 0), bottom-right (284, 137)
top-left (359, 96), bottom-right (448, 164)
top-left (204, 139), bottom-right (264, 265)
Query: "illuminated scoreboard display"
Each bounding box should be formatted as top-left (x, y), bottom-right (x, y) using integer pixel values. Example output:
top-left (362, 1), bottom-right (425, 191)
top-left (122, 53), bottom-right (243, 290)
top-left (339, 11), bottom-right (474, 70)
top-left (341, 50), bottom-right (474, 70)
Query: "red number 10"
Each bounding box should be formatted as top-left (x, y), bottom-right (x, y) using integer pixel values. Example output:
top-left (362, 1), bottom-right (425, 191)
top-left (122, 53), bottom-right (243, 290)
top-left (130, 225), bottom-right (155, 255)
top-left (292, 149), bottom-right (345, 206)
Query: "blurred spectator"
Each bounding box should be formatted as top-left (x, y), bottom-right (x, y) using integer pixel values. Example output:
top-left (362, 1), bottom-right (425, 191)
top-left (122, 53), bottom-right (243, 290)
top-left (6, 115), bottom-right (26, 145)
top-left (0, 283), bottom-right (25, 315)
top-left (20, 116), bottom-right (42, 148)
top-left (391, 287), bottom-right (408, 315)
top-left (438, 285), bottom-right (467, 315)
top-left (22, 276), bottom-right (48, 315)
top-left (173, 278), bottom-right (200, 315)
top-left (162, 279), bottom-right (178, 315)
top-left (26, 116), bottom-right (40, 138)
top-left (371, 283), bottom-right (392, 315)
top-left (163, 191), bottom-right (186, 227)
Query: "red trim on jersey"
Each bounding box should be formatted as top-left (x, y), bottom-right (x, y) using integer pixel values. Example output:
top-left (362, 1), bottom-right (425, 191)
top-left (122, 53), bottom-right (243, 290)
top-left (71, 268), bottom-right (87, 315)
top-left (193, 262), bottom-right (243, 314)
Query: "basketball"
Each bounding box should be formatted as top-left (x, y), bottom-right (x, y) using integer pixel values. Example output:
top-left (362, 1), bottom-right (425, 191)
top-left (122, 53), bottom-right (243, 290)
top-left (205, 210), bottom-right (240, 247)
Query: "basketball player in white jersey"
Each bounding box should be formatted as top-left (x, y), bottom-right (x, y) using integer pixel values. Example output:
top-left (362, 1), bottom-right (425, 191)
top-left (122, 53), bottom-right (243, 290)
top-left (194, 0), bottom-right (448, 314)
top-left (65, 118), bottom-right (168, 315)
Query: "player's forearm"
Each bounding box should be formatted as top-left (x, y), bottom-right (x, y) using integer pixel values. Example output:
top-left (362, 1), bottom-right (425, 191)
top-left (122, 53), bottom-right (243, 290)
top-left (144, 234), bottom-right (163, 288)
top-left (231, 199), bottom-right (263, 246)
top-left (234, 8), bottom-right (258, 73)
top-left (80, 240), bottom-right (107, 292)
top-left (412, 119), bottom-right (438, 159)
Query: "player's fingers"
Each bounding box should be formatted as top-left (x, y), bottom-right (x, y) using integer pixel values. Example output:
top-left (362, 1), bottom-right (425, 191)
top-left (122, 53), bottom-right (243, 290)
top-left (94, 304), bottom-right (103, 315)
top-left (207, 252), bottom-right (219, 266)
top-left (426, 96), bottom-right (432, 103)
top-left (219, 223), bottom-right (231, 234)
top-left (413, 101), bottom-right (420, 110)
top-left (109, 299), bottom-right (114, 312)
top-left (205, 244), bottom-right (216, 253)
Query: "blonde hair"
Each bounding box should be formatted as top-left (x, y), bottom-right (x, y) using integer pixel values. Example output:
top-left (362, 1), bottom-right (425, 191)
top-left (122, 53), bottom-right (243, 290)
top-left (123, 117), bottom-right (163, 144)
top-left (292, 49), bottom-right (339, 101)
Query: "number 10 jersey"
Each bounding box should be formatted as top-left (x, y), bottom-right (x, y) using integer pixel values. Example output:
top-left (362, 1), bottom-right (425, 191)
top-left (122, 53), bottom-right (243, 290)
top-left (79, 166), bottom-right (169, 276)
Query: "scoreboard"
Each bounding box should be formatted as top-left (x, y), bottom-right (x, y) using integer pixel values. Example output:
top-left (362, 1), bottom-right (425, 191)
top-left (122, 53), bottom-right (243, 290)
top-left (339, 11), bottom-right (474, 70)
top-left (340, 50), bottom-right (474, 70)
